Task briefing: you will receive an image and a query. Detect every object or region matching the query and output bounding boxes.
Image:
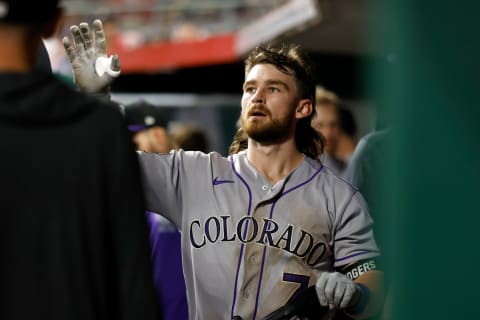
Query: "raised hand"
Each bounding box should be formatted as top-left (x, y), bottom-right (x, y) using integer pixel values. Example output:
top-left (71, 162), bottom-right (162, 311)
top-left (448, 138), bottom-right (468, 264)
top-left (62, 19), bottom-right (120, 93)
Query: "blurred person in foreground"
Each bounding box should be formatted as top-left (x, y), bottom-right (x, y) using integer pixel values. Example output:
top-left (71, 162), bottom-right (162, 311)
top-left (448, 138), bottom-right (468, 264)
top-left (63, 19), bottom-right (384, 320)
top-left (336, 107), bottom-right (358, 165)
top-left (344, 110), bottom-right (394, 320)
top-left (311, 86), bottom-right (347, 177)
top-left (0, 2), bottom-right (160, 319)
top-left (125, 100), bottom-right (188, 320)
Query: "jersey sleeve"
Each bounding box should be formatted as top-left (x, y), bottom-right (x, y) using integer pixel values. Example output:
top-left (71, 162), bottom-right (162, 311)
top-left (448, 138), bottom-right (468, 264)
top-left (137, 151), bottom-right (184, 227)
top-left (333, 190), bottom-right (381, 268)
top-left (138, 150), bottom-right (213, 228)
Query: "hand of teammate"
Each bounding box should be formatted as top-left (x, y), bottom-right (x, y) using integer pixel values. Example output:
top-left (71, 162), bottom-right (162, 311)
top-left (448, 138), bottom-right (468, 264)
top-left (315, 272), bottom-right (361, 310)
top-left (62, 19), bottom-right (120, 93)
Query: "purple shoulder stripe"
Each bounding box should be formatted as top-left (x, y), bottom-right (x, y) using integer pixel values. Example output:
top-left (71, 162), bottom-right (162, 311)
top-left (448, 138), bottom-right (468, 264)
top-left (335, 250), bottom-right (375, 263)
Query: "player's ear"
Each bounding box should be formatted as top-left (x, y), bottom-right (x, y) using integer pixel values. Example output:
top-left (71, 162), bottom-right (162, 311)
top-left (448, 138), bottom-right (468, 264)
top-left (295, 99), bottom-right (313, 120)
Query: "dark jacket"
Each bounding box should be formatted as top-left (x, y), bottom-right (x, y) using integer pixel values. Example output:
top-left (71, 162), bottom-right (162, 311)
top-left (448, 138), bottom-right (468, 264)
top-left (0, 70), bottom-right (161, 320)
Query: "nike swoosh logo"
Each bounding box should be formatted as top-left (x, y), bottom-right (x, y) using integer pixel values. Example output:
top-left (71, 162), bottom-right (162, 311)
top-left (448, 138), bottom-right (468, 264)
top-left (213, 177), bottom-right (235, 186)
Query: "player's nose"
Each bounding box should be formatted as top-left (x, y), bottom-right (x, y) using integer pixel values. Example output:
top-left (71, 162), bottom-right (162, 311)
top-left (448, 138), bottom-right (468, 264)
top-left (252, 88), bottom-right (265, 104)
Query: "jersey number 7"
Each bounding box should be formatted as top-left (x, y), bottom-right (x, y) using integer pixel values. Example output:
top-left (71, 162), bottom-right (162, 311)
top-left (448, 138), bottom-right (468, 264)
top-left (283, 272), bottom-right (310, 301)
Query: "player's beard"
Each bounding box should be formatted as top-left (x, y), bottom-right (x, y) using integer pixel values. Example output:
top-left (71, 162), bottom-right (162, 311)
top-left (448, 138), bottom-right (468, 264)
top-left (241, 104), bottom-right (295, 143)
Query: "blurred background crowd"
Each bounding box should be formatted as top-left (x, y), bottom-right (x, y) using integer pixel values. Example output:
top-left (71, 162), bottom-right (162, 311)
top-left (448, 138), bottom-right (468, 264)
top-left (44, 0), bottom-right (376, 156)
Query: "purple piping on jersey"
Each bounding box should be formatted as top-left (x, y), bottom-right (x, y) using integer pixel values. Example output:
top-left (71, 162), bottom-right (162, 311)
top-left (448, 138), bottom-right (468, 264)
top-left (251, 164), bottom-right (324, 320)
top-left (229, 155), bottom-right (254, 319)
top-left (335, 250), bottom-right (372, 263)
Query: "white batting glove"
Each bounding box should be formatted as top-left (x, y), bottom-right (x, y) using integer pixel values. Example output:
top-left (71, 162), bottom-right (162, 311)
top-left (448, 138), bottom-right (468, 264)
top-left (62, 19), bottom-right (120, 93)
top-left (315, 272), bottom-right (361, 310)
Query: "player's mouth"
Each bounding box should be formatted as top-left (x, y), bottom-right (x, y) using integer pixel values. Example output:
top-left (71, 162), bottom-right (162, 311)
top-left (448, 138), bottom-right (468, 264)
top-left (248, 105), bottom-right (269, 119)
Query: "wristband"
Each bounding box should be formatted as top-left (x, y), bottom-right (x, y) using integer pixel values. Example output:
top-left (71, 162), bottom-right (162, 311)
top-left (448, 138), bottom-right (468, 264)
top-left (347, 283), bottom-right (370, 315)
top-left (336, 259), bottom-right (379, 280)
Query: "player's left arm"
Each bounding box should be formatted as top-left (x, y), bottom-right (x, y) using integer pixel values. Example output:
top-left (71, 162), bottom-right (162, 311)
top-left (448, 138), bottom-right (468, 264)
top-left (340, 259), bottom-right (384, 319)
top-left (316, 187), bottom-right (385, 319)
top-left (352, 268), bottom-right (384, 319)
top-left (316, 260), bottom-right (384, 319)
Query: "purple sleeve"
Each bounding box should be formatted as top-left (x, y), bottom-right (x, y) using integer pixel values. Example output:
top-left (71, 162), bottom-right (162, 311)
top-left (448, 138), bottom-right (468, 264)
top-left (146, 212), bottom-right (188, 320)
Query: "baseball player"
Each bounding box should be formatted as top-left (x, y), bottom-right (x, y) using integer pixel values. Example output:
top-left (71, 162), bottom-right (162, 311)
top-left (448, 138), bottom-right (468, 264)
top-left (63, 20), bottom-right (384, 320)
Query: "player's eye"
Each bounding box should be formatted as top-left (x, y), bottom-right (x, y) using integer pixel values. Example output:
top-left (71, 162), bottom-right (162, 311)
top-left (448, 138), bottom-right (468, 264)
top-left (269, 87), bottom-right (280, 93)
top-left (244, 86), bottom-right (256, 94)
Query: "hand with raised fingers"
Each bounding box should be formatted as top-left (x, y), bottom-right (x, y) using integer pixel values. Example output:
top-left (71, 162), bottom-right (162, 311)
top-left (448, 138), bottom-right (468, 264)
top-left (62, 19), bottom-right (120, 93)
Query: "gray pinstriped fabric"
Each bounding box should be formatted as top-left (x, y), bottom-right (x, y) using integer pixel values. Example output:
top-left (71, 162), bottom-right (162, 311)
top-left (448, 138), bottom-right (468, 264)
top-left (139, 149), bottom-right (379, 320)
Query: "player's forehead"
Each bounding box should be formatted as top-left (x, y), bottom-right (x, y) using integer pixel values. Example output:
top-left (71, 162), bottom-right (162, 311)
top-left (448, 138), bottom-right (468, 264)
top-left (244, 63), bottom-right (297, 88)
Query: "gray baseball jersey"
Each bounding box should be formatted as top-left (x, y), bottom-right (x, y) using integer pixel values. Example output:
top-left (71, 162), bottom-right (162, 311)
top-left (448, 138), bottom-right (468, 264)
top-left (139, 149), bottom-right (379, 320)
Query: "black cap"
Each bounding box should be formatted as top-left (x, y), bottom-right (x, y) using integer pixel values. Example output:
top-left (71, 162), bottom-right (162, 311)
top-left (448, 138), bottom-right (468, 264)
top-left (0, 0), bottom-right (60, 23)
top-left (124, 100), bottom-right (171, 133)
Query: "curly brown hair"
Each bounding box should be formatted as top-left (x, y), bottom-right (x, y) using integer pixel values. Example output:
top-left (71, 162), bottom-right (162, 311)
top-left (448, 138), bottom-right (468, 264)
top-left (228, 126), bottom-right (248, 155)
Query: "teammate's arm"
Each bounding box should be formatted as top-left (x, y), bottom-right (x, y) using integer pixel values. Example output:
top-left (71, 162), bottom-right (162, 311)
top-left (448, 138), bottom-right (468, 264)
top-left (104, 108), bottom-right (162, 319)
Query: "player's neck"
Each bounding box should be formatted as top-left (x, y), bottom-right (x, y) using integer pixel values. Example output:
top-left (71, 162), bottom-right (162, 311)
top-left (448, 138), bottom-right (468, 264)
top-left (247, 139), bottom-right (304, 185)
